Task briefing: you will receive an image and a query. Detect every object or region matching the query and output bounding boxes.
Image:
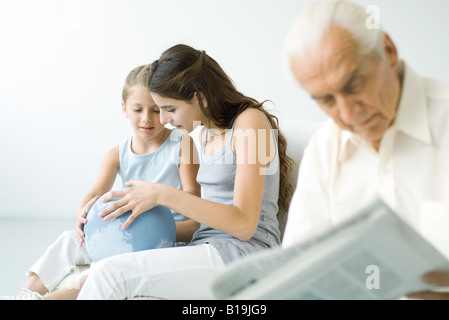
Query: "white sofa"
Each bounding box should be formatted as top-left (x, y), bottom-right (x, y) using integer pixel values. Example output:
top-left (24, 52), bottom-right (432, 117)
top-left (54, 120), bottom-right (325, 296)
top-left (277, 120), bottom-right (325, 239)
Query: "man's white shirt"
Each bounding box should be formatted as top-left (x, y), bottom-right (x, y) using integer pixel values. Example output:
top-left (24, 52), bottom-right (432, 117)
top-left (283, 63), bottom-right (449, 259)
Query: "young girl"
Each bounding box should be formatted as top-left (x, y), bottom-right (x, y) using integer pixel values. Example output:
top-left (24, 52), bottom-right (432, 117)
top-left (73, 44), bottom-right (295, 300)
top-left (6, 64), bottom-right (200, 300)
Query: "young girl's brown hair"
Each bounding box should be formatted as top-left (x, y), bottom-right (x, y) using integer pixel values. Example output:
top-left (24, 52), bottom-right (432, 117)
top-left (122, 64), bottom-right (152, 102)
top-left (148, 44), bottom-right (294, 215)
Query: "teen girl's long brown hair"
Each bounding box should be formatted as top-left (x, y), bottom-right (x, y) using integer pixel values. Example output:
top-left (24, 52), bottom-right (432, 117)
top-left (148, 44), bottom-right (294, 215)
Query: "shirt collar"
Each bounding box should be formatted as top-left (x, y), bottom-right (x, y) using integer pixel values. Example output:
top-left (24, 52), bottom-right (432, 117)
top-left (339, 62), bottom-right (432, 162)
top-left (394, 62), bottom-right (432, 144)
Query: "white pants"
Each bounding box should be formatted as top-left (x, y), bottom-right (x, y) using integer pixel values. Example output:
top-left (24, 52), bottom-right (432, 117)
top-left (28, 230), bottom-right (92, 292)
top-left (77, 244), bottom-right (226, 300)
top-left (29, 229), bottom-right (226, 299)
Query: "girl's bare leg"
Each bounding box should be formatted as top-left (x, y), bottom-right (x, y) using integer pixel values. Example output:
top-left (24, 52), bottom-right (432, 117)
top-left (44, 275), bottom-right (88, 300)
top-left (18, 272), bottom-right (48, 296)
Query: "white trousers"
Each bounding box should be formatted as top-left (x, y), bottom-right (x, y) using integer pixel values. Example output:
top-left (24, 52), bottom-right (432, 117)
top-left (77, 243), bottom-right (226, 300)
top-left (29, 230), bottom-right (226, 299)
top-left (28, 230), bottom-right (92, 292)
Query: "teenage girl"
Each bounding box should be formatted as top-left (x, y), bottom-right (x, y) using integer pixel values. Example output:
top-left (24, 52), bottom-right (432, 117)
top-left (75, 44), bottom-right (295, 300)
top-left (6, 64), bottom-right (200, 300)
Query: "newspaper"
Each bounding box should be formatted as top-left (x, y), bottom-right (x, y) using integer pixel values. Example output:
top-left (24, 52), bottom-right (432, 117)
top-left (212, 199), bottom-right (449, 300)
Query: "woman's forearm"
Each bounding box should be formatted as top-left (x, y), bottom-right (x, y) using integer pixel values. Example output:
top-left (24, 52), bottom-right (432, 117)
top-left (157, 184), bottom-right (259, 242)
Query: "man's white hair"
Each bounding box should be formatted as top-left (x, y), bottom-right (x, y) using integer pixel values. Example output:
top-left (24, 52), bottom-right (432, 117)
top-left (285, 0), bottom-right (385, 60)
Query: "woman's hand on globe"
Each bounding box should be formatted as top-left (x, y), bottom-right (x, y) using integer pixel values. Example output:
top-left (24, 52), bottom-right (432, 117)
top-left (99, 180), bottom-right (160, 230)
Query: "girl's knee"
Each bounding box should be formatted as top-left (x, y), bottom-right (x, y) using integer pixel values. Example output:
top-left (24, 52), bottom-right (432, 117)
top-left (60, 229), bottom-right (76, 238)
top-left (55, 230), bottom-right (78, 246)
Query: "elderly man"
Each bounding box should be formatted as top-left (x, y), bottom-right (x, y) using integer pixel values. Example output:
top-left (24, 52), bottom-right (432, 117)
top-left (283, 0), bottom-right (449, 299)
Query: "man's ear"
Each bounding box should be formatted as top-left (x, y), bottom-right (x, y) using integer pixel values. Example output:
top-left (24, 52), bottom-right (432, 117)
top-left (383, 33), bottom-right (399, 69)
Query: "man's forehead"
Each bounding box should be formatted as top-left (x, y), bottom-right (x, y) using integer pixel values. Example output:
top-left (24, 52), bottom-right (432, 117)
top-left (290, 55), bottom-right (360, 95)
top-left (290, 26), bottom-right (362, 92)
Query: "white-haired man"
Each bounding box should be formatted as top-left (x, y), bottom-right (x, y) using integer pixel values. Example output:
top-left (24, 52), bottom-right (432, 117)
top-left (283, 0), bottom-right (449, 299)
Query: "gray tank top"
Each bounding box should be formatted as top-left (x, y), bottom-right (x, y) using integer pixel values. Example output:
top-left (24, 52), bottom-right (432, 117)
top-left (188, 111), bottom-right (281, 264)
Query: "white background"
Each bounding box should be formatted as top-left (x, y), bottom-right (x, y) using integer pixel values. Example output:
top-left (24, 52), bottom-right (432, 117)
top-left (1, 0), bottom-right (448, 218)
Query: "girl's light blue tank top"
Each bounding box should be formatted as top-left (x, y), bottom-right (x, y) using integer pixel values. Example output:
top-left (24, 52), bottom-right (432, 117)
top-left (118, 129), bottom-right (187, 222)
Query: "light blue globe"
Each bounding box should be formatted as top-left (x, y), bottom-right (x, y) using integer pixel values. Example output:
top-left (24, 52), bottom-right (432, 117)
top-left (84, 190), bottom-right (176, 262)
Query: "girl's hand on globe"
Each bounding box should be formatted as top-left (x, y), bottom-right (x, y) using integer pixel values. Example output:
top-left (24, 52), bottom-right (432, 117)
top-left (75, 196), bottom-right (99, 246)
top-left (99, 180), bottom-right (161, 230)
